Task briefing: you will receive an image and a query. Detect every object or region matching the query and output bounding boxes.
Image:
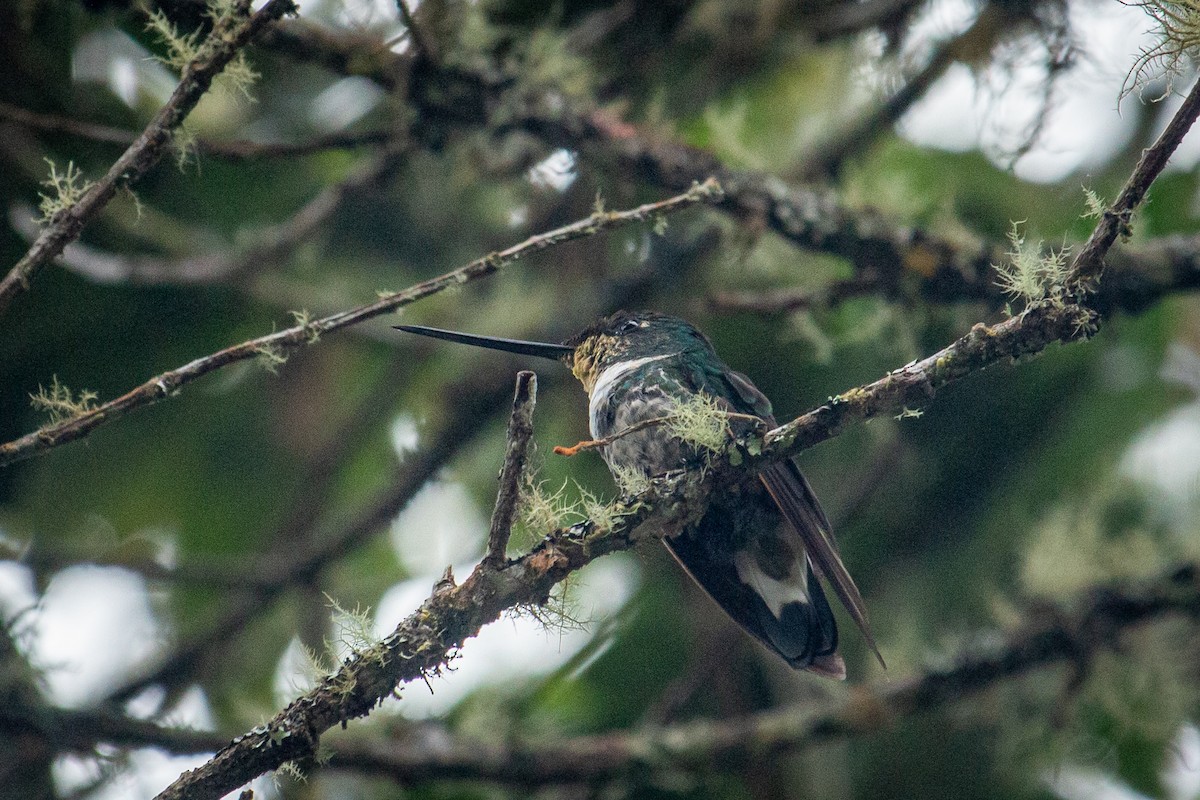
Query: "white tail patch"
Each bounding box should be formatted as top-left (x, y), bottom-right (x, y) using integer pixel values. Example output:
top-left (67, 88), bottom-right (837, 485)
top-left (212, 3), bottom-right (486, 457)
top-left (733, 551), bottom-right (809, 619)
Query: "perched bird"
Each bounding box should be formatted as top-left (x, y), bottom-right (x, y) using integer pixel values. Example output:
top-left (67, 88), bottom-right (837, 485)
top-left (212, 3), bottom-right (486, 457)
top-left (397, 311), bottom-right (881, 678)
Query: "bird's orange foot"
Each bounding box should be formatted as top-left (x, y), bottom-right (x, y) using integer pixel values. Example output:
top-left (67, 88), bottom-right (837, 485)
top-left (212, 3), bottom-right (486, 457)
top-left (553, 439), bottom-right (601, 457)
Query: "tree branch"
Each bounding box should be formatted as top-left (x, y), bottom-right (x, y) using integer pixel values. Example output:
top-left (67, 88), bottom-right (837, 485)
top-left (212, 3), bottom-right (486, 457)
top-left (394, 0), bottom-right (437, 64)
top-left (708, 277), bottom-right (880, 314)
top-left (1070, 79), bottom-right (1200, 289)
top-left (251, 17), bottom-right (1200, 316)
top-left (147, 75), bottom-right (1200, 800)
top-left (0, 0), bottom-right (298, 316)
top-left (0, 179), bottom-right (721, 469)
top-left (799, 3), bottom-right (999, 180)
top-left (9, 565), bottom-right (1199, 787)
top-left (320, 564), bottom-right (1200, 786)
top-left (9, 142), bottom-right (408, 287)
top-left (484, 371), bottom-right (537, 567)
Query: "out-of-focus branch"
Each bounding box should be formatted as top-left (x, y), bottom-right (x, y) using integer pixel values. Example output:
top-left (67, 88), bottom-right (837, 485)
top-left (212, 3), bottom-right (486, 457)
top-left (251, 16), bottom-right (1200, 317)
top-left (9, 565), bottom-right (1199, 786)
top-left (257, 19), bottom-right (405, 92)
top-left (0, 541), bottom-right (265, 588)
top-left (800, 3), bottom-right (1004, 180)
top-left (707, 233), bottom-right (1200, 315)
top-left (0, 101), bottom-right (394, 161)
top-left (708, 277), bottom-right (880, 314)
top-left (321, 564), bottom-right (1200, 786)
top-left (807, 0), bottom-right (926, 41)
top-left (0, 701), bottom-right (229, 757)
top-left (8, 142), bottom-right (409, 287)
top-left (0, 180), bottom-right (721, 469)
top-left (243, 19), bottom-right (998, 288)
top-left (0, 624), bottom-right (54, 797)
top-left (394, 0), bottom-right (437, 63)
top-left (0, 0), bottom-right (298, 316)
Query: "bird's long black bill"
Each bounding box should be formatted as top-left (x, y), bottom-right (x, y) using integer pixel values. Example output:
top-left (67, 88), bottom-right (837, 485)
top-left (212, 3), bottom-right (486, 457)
top-left (394, 324), bottom-right (575, 361)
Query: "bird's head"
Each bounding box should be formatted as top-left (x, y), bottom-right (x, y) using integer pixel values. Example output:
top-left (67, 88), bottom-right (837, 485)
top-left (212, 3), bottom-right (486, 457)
top-left (396, 310), bottom-right (713, 394)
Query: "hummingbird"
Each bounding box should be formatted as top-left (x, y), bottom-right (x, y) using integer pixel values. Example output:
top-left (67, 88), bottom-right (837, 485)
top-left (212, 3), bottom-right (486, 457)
top-left (396, 311), bottom-right (882, 678)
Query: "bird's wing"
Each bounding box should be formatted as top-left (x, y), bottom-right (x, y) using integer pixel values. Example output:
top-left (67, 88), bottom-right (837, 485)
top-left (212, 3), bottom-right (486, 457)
top-left (721, 368), bottom-right (774, 419)
top-left (758, 461), bottom-right (886, 669)
top-left (715, 364), bottom-right (885, 668)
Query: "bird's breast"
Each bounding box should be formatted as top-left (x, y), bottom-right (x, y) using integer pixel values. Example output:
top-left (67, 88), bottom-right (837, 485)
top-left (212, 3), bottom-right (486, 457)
top-left (588, 354), bottom-right (693, 476)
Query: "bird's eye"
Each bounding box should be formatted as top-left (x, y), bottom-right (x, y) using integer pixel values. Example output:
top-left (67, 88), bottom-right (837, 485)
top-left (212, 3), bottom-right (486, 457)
top-left (618, 319), bottom-right (640, 333)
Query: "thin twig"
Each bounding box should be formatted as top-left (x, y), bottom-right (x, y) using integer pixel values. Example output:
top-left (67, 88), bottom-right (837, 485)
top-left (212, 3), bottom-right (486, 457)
top-left (10, 144), bottom-right (408, 286)
top-left (0, 0), bottom-right (298, 317)
top-left (257, 19), bottom-right (404, 92)
top-left (1069, 77), bottom-right (1200, 289)
top-left (0, 179), bottom-right (722, 469)
top-left (0, 541), bottom-right (266, 588)
top-left (0, 101), bottom-right (137, 147)
top-left (485, 371), bottom-right (538, 567)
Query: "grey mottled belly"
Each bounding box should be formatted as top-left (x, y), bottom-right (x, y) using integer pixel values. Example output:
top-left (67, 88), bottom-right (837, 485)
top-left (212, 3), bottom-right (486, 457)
top-left (589, 356), bottom-right (693, 476)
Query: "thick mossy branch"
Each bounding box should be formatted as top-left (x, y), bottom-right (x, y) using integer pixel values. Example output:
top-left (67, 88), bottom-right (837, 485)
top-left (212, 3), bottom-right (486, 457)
top-left (152, 465), bottom-right (713, 800)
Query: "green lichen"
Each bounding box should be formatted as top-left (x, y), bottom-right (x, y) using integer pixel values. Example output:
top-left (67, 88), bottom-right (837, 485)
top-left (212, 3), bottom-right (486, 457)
top-left (146, 0), bottom-right (260, 100)
top-left (993, 222), bottom-right (1070, 306)
top-left (38, 159), bottom-right (94, 224)
top-left (1123, 0), bottom-right (1200, 98)
top-left (30, 375), bottom-right (98, 424)
top-left (666, 392), bottom-right (732, 454)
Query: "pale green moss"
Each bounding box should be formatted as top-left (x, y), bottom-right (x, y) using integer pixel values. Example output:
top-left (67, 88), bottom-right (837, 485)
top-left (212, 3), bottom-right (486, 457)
top-left (38, 160), bottom-right (94, 224)
top-left (30, 376), bottom-right (98, 424)
top-left (993, 222), bottom-right (1070, 305)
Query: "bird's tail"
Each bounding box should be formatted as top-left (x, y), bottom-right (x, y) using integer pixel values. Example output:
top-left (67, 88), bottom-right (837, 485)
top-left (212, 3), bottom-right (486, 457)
top-left (663, 491), bottom-right (845, 678)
